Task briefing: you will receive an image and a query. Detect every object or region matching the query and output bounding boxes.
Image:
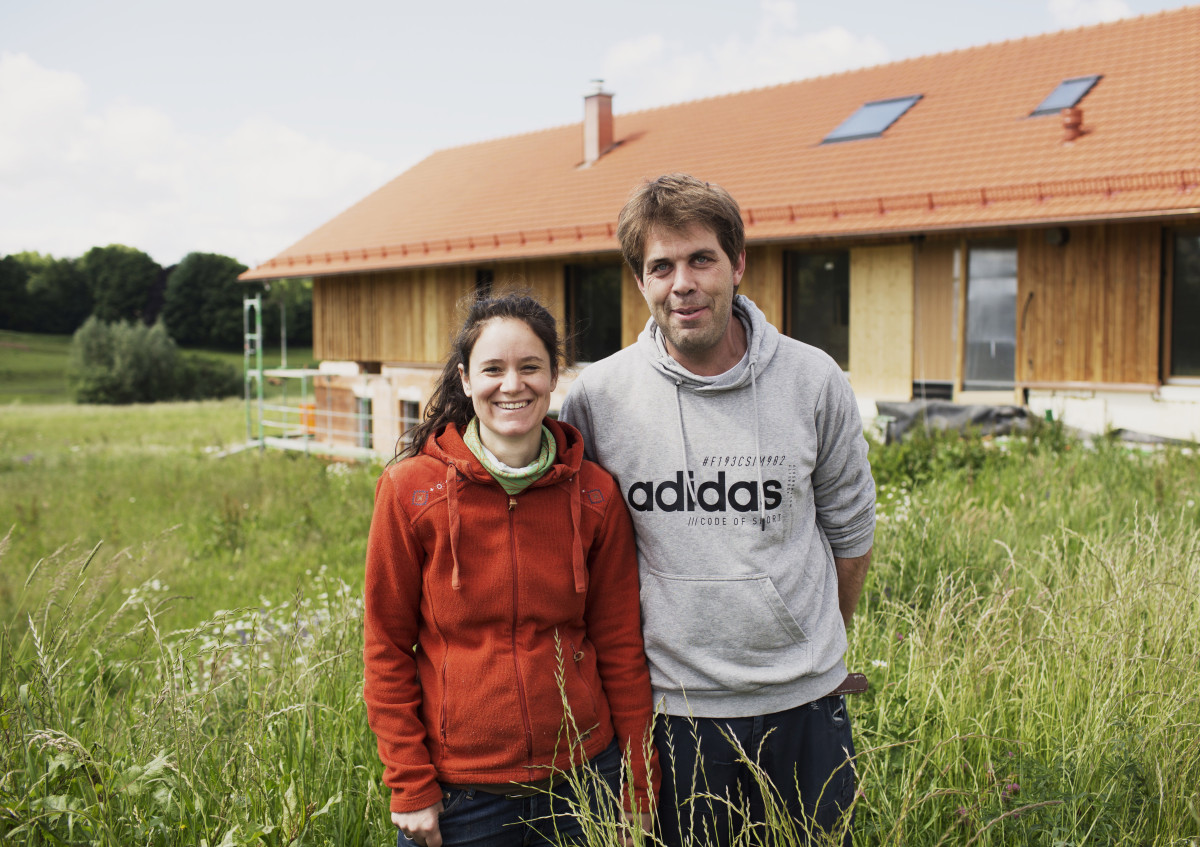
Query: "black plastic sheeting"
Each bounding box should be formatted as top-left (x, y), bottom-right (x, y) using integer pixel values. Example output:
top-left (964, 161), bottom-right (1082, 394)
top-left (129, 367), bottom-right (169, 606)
top-left (874, 400), bottom-right (1191, 445)
top-left (875, 400), bottom-right (1033, 444)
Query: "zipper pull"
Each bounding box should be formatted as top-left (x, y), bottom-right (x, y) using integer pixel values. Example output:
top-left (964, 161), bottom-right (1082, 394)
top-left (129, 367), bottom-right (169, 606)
top-left (508, 496), bottom-right (517, 511)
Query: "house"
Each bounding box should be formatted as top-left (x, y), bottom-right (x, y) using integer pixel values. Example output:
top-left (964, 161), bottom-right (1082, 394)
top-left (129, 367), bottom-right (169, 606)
top-left (240, 6), bottom-right (1200, 453)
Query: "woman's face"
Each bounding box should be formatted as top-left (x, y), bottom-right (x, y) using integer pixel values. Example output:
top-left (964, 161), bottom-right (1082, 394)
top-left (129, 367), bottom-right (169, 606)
top-left (459, 318), bottom-right (557, 449)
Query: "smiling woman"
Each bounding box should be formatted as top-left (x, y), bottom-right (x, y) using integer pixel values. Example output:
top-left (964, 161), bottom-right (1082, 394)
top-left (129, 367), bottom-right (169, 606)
top-left (362, 290), bottom-right (659, 847)
top-left (457, 317), bottom-right (557, 468)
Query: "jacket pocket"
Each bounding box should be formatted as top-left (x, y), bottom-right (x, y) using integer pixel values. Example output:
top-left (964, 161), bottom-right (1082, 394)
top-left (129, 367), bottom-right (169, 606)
top-left (641, 569), bottom-right (811, 693)
top-left (560, 641), bottom-right (601, 740)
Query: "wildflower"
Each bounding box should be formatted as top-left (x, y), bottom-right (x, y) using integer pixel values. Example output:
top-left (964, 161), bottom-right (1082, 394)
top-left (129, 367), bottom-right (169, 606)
top-left (870, 659), bottom-right (888, 668)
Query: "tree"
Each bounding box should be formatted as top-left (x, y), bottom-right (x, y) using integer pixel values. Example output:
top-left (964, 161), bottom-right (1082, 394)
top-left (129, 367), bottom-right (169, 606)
top-left (0, 255), bottom-right (32, 330)
top-left (261, 277), bottom-right (314, 348)
top-left (162, 252), bottom-right (249, 348)
top-left (81, 245), bottom-right (161, 324)
top-left (67, 316), bottom-right (240, 404)
top-left (18, 253), bottom-right (93, 334)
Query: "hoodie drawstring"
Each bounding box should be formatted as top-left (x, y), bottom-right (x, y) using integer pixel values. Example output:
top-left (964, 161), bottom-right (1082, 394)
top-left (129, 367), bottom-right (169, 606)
top-left (446, 463), bottom-right (463, 590)
top-left (568, 480), bottom-right (587, 593)
top-left (673, 380), bottom-right (699, 507)
top-left (750, 361), bottom-right (766, 532)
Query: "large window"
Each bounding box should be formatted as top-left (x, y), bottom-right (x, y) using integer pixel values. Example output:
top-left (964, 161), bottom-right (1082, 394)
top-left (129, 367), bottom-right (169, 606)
top-left (565, 263), bottom-right (622, 363)
top-left (785, 251), bottom-right (849, 369)
top-left (964, 242), bottom-right (1017, 390)
top-left (1170, 231), bottom-right (1200, 378)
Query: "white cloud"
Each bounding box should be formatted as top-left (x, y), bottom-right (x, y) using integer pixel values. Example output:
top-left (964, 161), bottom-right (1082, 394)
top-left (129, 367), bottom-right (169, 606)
top-left (601, 1), bottom-right (890, 111)
top-left (1048, 0), bottom-right (1133, 26)
top-left (0, 52), bottom-right (395, 268)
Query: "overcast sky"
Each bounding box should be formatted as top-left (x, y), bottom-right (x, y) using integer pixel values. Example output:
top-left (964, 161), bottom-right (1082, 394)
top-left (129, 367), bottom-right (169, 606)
top-left (1, 0), bottom-right (1189, 269)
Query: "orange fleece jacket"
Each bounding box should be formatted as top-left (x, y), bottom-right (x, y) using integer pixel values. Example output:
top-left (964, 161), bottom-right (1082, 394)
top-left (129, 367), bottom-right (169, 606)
top-left (363, 419), bottom-right (659, 815)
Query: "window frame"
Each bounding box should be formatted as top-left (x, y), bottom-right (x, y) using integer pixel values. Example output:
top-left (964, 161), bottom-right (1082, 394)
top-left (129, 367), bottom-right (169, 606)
top-left (822, 95), bottom-right (923, 144)
top-left (564, 261), bottom-right (624, 365)
top-left (782, 249), bottom-right (851, 370)
top-left (1029, 75), bottom-right (1102, 117)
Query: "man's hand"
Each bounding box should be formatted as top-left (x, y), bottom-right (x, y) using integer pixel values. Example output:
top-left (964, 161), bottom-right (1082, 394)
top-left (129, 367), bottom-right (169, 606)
top-left (392, 800), bottom-right (444, 847)
top-left (834, 549), bottom-right (872, 629)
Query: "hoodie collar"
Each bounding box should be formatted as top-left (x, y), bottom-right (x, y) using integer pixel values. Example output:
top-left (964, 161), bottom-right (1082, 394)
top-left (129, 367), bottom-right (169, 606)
top-left (639, 294), bottom-right (779, 392)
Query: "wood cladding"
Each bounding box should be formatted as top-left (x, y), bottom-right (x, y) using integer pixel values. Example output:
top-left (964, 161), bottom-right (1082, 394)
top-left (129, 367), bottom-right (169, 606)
top-left (849, 244), bottom-right (914, 400)
top-left (314, 261), bottom-right (568, 362)
top-left (1017, 223), bottom-right (1161, 386)
top-left (912, 241), bottom-right (959, 383)
top-left (310, 223), bottom-right (1167, 394)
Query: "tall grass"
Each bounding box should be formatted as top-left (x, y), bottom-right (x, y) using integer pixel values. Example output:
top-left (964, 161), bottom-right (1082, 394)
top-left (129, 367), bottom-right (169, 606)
top-left (1, 407), bottom-right (1198, 844)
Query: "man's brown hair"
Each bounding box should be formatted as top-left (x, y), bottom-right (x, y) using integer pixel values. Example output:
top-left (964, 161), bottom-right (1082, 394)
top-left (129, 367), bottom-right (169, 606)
top-left (616, 173), bottom-right (745, 280)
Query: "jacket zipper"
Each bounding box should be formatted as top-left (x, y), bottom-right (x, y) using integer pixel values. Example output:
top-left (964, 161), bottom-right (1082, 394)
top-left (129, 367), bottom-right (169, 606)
top-left (509, 495), bottom-right (534, 760)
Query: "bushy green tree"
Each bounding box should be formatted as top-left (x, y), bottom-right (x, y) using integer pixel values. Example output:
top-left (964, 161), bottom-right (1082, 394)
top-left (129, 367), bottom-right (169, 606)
top-left (18, 253), bottom-right (93, 334)
top-left (81, 245), bottom-right (161, 324)
top-left (0, 255), bottom-right (32, 330)
top-left (162, 252), bottom-right (251, 348)
top-left (67, 316), bottom-right (240, 404)
top-left (261, 276), bottom-right (314, 347)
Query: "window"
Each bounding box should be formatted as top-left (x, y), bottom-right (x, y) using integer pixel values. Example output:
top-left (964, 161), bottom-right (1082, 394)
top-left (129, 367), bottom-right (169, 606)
top-left (822, 95), bottom-right (922, 143)
top-left (963, 242), bottom-right (1017, 390)
top-left (1030, 75), bottom-right (1101, 116)
top-left (399, 400), bottom-right (420, 448)
top-left (565, 263), bottom-right (623, 363)
top-left (356, 397), bottom-right (373, 450)
top-left (784, 251), bottom-right (849, 369)
top-left (1169, 231), bottom-right (1200, 378)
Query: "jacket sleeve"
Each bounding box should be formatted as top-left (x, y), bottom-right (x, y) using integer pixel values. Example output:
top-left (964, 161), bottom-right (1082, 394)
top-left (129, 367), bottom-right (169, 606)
top-left (363, 467), bottom-right (444, 814)
top-left (811, 366), bottom-right (876, 558)
top-left (582, 471), bottom-right (661, 812)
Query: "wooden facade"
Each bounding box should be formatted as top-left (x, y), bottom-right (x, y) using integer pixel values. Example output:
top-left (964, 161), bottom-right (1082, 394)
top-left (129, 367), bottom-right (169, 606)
top-left (313, 221), bottom-right (1171, 396)
top-left (1016, 223), bottom-right (1161, 389)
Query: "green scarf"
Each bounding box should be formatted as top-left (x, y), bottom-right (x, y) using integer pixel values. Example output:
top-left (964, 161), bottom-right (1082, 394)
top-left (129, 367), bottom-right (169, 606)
top-left (463, 418), bottom-right (557, 495)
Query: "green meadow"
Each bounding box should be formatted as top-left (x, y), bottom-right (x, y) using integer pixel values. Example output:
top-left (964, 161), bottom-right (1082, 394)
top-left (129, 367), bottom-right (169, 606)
top-left (1, 380), bottom-right (1199, 844)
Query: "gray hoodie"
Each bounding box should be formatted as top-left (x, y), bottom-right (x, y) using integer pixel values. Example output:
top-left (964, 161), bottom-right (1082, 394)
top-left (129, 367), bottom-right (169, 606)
top-left (560, 295), bottom-right (876, 718)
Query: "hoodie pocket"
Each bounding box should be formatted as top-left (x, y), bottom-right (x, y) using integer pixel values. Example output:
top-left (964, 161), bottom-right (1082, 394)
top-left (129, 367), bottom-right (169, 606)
top-left (641, 569), bottom-right (810, 693)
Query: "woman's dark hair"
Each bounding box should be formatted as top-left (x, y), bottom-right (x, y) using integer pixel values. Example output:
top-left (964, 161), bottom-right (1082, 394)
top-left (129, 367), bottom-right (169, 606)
top-left (396, 289), bottom-right (562, 461)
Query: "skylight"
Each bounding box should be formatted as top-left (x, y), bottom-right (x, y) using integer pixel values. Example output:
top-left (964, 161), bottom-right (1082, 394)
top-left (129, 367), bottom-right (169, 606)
top-left (1030, 75), bottom-right (1102, 116)
top-left (822, 95), bottom-right (923, 144)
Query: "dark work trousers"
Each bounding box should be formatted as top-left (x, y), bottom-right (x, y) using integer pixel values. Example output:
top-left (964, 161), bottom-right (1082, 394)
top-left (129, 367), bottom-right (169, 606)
top-left (396, 740), bottom-right (622, 847)
top-left (654, 695), bottom-right (856, 847)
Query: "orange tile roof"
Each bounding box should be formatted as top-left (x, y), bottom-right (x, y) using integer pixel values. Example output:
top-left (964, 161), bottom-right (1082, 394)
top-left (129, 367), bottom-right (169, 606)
top-left (242, 6), bottom-right (1200, 281)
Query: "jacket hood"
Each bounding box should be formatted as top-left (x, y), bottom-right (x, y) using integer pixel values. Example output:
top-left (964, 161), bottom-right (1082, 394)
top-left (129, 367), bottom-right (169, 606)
top-left (419, 417), bottom-right (589, 593)
top-left (636, 294), bottom-right (780, 392)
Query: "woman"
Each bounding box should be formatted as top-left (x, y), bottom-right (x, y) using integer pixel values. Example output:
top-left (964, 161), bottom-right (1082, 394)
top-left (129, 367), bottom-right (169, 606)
top-left (363, 291), bottom-right (658, 847)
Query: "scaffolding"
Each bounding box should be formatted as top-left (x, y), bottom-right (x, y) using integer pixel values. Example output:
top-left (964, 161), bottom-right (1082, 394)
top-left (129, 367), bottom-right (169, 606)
top-left (242, 295), bottom-right (422, 461)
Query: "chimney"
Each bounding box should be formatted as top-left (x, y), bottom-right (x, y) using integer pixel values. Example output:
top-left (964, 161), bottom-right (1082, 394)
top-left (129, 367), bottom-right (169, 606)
top-left (583, 80), bottom-right (613, 166)
top-left (1062, 107), bottom-right (1084, 143)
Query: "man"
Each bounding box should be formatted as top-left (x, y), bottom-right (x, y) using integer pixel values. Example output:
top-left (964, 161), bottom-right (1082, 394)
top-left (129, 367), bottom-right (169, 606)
top-left (560, 173), bottom-right (875, 846)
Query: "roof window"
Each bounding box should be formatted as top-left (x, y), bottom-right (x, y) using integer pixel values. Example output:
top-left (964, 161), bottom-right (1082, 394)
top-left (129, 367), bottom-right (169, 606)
top-left (822, 95), bottom-right (922, 143)
top-left (1030, 75), bottom-right (1101, 116)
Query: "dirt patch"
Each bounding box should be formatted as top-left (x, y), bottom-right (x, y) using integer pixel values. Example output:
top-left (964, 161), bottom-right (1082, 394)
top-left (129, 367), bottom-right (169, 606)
top-left (0, 341), bottom-right (31, 350)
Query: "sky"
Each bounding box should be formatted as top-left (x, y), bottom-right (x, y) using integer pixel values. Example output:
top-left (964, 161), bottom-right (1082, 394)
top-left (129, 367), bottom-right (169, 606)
top-left (1, 0), bottom-right (1192, 270)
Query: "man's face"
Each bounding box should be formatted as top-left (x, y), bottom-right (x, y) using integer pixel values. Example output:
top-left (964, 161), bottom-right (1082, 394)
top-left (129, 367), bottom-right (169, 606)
top-left (638, 223), bottom-right (746, 367)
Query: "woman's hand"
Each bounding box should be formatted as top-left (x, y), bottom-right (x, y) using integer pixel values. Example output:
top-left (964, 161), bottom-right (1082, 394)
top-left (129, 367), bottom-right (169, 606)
top-left (618, 809), bottom-right (652, 846)
top-left (391, 801), bottom-right (444, 847)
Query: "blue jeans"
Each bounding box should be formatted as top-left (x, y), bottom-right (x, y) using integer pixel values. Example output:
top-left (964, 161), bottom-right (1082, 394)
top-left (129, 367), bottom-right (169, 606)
top-left (396, 740), bottom-right (623, 847)
top-left (655, 695), bottom-right (857, 847)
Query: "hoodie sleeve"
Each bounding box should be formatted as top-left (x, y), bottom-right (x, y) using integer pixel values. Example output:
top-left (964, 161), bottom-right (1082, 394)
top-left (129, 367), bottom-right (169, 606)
top-left (559, 379), bottom-right (598, 464)
top-left (581, 470), bottom-right (661, 812)
top-left (811, 367), bottom-right (876, 558)
top-left (362, 467), bottom-right (444, 815)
